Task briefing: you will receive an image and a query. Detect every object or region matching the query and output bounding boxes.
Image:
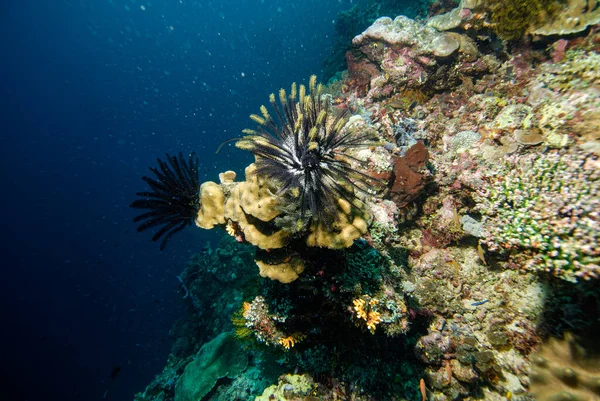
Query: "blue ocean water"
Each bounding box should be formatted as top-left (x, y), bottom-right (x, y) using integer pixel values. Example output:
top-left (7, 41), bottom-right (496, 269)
top-left (0, 1), bottom-right (355, 400)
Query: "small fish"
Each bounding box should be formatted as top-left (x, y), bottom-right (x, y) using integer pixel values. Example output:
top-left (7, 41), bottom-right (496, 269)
top-left (453, 207), bottom-right (461, 226)
top-left (471, 299), bottom-right (489, 307)
top-left (419, 378), bottom-right (427, 401)
top-left (477, 242), bottom-right (487, 265)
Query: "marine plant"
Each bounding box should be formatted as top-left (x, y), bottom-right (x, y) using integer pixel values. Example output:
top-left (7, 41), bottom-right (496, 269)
top-left (236, 75), bottom-right (379, 229)
top-left (130, 152), bottom-right (200, 250)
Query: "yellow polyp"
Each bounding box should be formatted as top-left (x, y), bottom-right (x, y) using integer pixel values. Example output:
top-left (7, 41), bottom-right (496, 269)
top-left (250, 114), bottom-right (266, 125)
top-left (299, 84), bottom-right (306, 103)
top-left (225, 220), bottom-right (236, 237)
top-left (334, 118), bottom-right (346, 133)
top-left (260, 105), bottom-right (270, 120)
top-left (309, 74), bottom-right (317, 93)
top-left (241, 128), bottom-right (257, 135)
top-left (290, 82), bottom-right (297, 100)
top-left (308, 141), bottom-right (318, 151)
top-left (366, 311), bottom-right (381, 334)
top-left (279, 336), bottom-right (296, 349)
top-left (269, 93), bottom-right (276, 104)
top-left (316, 83), bottom-right (323, 97)
top-left (316, 110), bottom-right (327, 126)
top-left (304, 96), bottom-right (312, 110)
top-left (235, 140), bottom-right (255, 150)
top-left (279, 333), bottom-right (305, 349)
top-left (290, 187), bottom-right (300, 197)
top-left (302, 97), bottom-right (312, 116)
top-left (353, 298), bottom-right (367, 320)
top-left (294, 113), bottom-right (303, 133)
top-left (279, 88), bottom-right (287, 105)
top-left (308, 126), bottom-right (318, 141)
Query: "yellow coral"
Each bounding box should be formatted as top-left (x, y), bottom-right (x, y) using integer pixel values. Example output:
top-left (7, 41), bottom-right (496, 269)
top-left (256, 256), bottom-right (305, 284)
top-left (195, 181), bottom-right (226, 229)
top-left (279, 336), bottom-right (296, 349)
top-left (352, 296), bottom-right (381, 334)
top-left (223, 164), bottom-right (291, 250)
top-left (353, 298), bottom-right (368, 320)
top-left (278, 333), bottom-right (306, 349)
top-left (366, 311), bottom-right (381, 334)
top-left (305, 198), bottom-right (369, 249)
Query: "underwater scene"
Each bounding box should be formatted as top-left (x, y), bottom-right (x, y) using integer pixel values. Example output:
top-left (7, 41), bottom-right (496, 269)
top-left (2, 0), bottom-right (600, 400)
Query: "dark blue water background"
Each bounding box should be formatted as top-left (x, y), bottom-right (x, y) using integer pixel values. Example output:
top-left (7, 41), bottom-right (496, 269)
top-left (0, 1), bottom-right (355, 399)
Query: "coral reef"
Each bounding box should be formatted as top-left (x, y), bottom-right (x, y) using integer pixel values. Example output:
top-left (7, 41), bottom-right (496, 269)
top-left (132, 6), bottom-right (600, 401)
top-left (323, 0), bottom-right (429, 82)
top-left (129, 77), bottom-right (385, 284)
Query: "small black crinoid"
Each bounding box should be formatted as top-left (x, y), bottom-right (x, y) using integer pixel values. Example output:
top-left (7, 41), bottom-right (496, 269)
top-left (130, 152), bottom-right (200, 250)
top-left (237, 75), bottom-right (379, 227)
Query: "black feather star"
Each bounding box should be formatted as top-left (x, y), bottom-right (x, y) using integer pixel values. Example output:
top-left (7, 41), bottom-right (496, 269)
top-left (236, 75), bottom-right (378, 227)
top-left (130, 152), bottom-right (200, 250)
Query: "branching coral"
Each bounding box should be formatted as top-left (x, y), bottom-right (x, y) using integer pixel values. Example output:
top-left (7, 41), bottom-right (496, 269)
top-left (477, 151), bottom-right (599, 282)
top-left (352, 296), bottom-right (382, 334)
top-left (236, 75), bottom-right (380, 229)
top-left (278, 333), bottom-right (306, 349)
top-left (131, 153), bottom-right (200, 250)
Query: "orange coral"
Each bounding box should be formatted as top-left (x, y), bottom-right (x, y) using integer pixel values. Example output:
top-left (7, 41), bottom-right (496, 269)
top-left (352, 296), bottom-right (381, 334)
top-left (278, 333), bottom-right (306, 349)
